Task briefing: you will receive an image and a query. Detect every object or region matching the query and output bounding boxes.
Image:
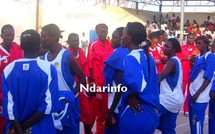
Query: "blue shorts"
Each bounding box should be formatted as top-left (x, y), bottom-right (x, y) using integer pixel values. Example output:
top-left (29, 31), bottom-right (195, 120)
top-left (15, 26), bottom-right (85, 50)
top-left (209, 99), bottom-right (215, 134)
top-left (120, 104), bottom-right (159, 134)
top-left (105, 112), bottom-right (120, 134)
top-left (159, 104), bottom-right (178, 134)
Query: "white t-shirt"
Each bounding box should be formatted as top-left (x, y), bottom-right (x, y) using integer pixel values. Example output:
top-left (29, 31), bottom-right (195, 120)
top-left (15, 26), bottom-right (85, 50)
top-left (205, 30), bottom-right (212, 36)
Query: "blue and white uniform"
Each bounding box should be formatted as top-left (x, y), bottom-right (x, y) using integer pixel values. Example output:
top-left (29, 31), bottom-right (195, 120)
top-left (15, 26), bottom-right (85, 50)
top-left (159, 56), bottom-right (184, 134)
top-left (2, 58), bottom-right (59, 134)
top-left (120, 49), bottom-right (160, 134)
top-left (104, 47), bottom-right (129, 134)
top-left (209, 80), bottom-right (215, 134)
top-left (189, 51), bottom-right (215, 134)
top-left (42, 48), bottom-right (79, 134)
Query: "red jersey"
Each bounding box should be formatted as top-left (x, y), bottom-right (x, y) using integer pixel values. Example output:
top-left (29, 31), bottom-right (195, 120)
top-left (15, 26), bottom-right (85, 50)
top-left (0, 42), bottom-right (23, 103)
top-left (194, 30), bottom-right (202, 36)
top-left (88, 39), bottom-right (113, 86)
top-left (178, 44), bottom-right (199, 80)
top-left (188, 25), bottom-right (194, 32)
top-left (149, 46), bottom-right (165, 74)
top-left (68, 47), bottom-right (89, 79)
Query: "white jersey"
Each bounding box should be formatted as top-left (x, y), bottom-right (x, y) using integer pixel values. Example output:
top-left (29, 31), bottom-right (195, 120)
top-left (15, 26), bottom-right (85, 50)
top-left (160, 56), bottom-right (184, 113)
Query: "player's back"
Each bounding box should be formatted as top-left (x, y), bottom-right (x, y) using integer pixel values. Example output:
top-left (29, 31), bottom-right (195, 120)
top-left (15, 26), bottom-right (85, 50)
top-left (2, 58), bottom-right (58, 133)
top-left (3, 58), bottom-right (57, 119)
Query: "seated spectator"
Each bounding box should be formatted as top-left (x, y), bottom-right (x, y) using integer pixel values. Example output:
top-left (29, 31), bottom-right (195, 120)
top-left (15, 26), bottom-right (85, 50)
top-left (152, 15), bottom-right (157, 24)
top-left (184, 19), bottom-right (190, 32)
top-left (193, 20), bottom-right (198, 26)
top-left (152, 23), bottom-right (159, 32)
top-left (164, 14), bottom-right (169, 23)
top-left (161, 22), bottom-right (167, 31)
top-left (171, 13), bottom-right (176, 23)
top-left (175, 28), bottom-right (180, 37)
top-left (165, 27), bottom-right (170, 35)
top-left (205, 27), bottom-right (212, 36)
top-left (206, 16), bottom-right (213, 26)
top-left (194, 26), bottom-right (202, 37)
top-left (207, 23), bottom-right (215, 31)
top-left (167, 31), bottom-right (175, 39)
top-left (200, 25), bottom-right (206, 35)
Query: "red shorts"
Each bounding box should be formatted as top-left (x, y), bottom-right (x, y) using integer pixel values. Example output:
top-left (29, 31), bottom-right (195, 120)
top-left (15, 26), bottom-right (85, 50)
top-left (79, 92), bottom-right (94, 124)
top-left (0, 116), bottom-right (6, 133)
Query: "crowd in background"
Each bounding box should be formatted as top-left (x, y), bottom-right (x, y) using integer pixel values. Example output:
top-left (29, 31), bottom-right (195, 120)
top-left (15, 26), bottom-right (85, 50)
top-left (145, 14), bottom-right (215, 45)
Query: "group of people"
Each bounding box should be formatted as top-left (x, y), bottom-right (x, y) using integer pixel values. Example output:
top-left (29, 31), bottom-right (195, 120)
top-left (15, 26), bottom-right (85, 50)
top-left (0, 21), bottom-right (215, 134)
top-left (147, 14), bottom-right (215, 44)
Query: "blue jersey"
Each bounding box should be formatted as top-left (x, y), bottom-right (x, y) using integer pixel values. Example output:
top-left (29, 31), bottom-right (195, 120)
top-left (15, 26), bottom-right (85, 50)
top-left (104, 47), bottom-right (129, 113)
top-left (42, 48), bottom-right (79, 132)
top-left (121, 49), bottom-right (160, 109)
top-left (211, 80), bottom-right (215, 92)
top-left (190, 52), bottom-right (215, 103)
top-left (2, 58), bottom-right (59, 134)
top-left (211, 53), bottom-right (215, 92)
top-left (42, 48), bottom-right (75, 92)
top-left (104, 47), bottom-right (129, 86)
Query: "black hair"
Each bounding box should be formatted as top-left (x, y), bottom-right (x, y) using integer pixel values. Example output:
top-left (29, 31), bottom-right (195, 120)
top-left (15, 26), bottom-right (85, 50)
top-left (115, 27), bottom-right (124, 37)
top-left (167, 38), bottom-right (182, 53)
top-left (95, 23), bottom-right (108, 33)
top-left (67, 33), bottom-right (79, 44)
top-left (126, 22), bottom-right (151, 77)
top-left (41, 24), bottom-right (60, 42)
top-left (145, 38), bottom-right (152, 48)
top-left (68, 33), bottom-right (79, 39)
top-left (187, 32), bottom-right (194, 38)
top-left (126, 22), bottom-right (147, 44)
top-left (20, 29), bottom-right (41, 52)
top-left (148, 32), bottom-right (160, 40)
top-left (1, 24), bottom-right (14, 34)
top-left (157, 30), bottom-right (166, 36)
top-left (195, 35), bottom-right (210, 51)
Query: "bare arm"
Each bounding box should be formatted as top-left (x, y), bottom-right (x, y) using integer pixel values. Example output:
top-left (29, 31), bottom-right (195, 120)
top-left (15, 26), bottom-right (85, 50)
top-left (109, 71), bottom-right (123, 113)
top-left (210, 91), bottom-right (215, 101)
top-left (105, 71), bottom-right (123, 128)
top-left (21, 112), bottom-right (45, 130)
top-left (69, 55), bottom-right (86, 94)
top-left (11, 120), bottom-right (24, 134)
top-left (10, 112), bottom-right (45, 134)
top-left (158, 60), bottom-right (175, 83)
top-left (192, 79), bottom-right (210, 102)
top-left (89, 69), bottom-right (94, 83)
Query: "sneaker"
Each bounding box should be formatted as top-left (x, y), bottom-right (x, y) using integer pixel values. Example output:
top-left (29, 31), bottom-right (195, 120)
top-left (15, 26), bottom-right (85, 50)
top-left (184, 112), bottom-right (189, 117)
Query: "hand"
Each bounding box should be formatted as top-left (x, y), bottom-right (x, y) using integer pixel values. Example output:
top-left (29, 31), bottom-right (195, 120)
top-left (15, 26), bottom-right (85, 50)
top-left (189, 55), bottom-right (196, 63)
top-left (127, 93), bottom-right (143, 115)
top-left (86, 82), bottom-right (96, 97)
top-left (192, 92), bottom-right (200, 103)
top-left (0, 105), bottom-right (2, 114)
top-left (160, 58), bottom-right (167, 64)
top-left (105, 112), bottom-right (115, 129)
top-left (7, 128), bottom-right (16, 134)
top-left (86, 91), bottom-right (96, 97)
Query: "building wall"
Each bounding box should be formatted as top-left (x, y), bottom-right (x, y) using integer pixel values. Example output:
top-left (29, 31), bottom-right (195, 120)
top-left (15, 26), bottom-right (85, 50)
top-left (0, 1), bottom-right (214, 43)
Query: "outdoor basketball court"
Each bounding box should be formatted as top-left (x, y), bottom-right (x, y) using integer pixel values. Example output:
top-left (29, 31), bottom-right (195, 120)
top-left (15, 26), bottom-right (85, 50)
top-left (155, 110), bottom-right (209, 134)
